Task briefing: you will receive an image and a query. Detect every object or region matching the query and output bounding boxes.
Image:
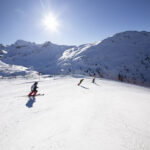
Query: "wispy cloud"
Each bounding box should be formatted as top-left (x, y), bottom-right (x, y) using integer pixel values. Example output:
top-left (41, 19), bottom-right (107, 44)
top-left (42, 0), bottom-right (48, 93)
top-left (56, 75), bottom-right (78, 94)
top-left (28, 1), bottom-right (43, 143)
top-left (39, 0), bottom-right (46, 10)
top-left (15, 8), bottom-right (25, 15)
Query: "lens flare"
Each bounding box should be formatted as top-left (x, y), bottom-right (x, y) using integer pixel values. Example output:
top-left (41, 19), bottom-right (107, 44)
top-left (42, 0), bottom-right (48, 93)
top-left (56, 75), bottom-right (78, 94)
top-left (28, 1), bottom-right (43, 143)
top-left (42, 13), bottom-right (59, 32)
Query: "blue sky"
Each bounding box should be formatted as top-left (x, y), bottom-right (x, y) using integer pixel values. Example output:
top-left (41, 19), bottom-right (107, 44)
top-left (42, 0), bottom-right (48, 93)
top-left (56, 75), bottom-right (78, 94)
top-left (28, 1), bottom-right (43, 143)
top-left (0, 0), bottom-right (150, 45)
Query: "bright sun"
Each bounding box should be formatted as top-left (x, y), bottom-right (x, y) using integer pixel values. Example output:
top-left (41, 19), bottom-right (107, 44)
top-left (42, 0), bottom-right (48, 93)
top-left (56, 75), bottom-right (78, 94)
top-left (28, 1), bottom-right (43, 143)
top-left (42, 13), bottom-right (59, 32)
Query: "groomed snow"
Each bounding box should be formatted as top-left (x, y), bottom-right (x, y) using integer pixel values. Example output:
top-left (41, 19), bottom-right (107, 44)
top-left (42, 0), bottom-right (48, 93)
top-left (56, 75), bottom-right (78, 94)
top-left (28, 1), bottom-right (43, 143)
top-left (0, 76), bottom-right (150, 150)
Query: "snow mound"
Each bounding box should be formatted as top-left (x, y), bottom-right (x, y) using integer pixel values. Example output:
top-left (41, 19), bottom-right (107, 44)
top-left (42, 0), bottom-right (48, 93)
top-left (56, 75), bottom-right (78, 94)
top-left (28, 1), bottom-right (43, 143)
top-left (0, 60), bottom-right (37, 77)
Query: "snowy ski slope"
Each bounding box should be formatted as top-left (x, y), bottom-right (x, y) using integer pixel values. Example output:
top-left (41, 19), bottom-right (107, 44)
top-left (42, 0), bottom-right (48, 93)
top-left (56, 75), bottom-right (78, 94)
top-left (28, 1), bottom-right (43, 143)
top-left (0, 76), bottom-right (150, 150)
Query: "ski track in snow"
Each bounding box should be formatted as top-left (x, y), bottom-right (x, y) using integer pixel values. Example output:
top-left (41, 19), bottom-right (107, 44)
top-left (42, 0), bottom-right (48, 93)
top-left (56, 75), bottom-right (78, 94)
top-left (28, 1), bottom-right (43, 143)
top-left (0, 76), bottom-right (150, 150)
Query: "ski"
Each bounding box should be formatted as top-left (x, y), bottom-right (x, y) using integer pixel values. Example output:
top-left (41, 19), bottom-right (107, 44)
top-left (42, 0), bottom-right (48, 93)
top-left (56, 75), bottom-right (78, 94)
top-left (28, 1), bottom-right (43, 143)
top-left (28, 93), bottom-right (45, 97)
top-left (21, 94), bottom-right (45, 97)
top-left (35, 93), bottom-right (45, 96)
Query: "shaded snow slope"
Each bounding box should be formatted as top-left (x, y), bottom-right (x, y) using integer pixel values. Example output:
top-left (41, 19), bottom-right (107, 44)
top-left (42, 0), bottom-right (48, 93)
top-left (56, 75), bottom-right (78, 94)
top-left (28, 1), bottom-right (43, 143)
top-left (0, 60), bottom-right (37, 77)
top-left (0, 76), bottom-right (150, 150)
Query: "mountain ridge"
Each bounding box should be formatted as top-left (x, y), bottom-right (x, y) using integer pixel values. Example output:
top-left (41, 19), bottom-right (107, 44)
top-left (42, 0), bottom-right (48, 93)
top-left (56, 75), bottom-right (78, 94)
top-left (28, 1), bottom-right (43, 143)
top-left (1, 31), bottom-right (150, 86)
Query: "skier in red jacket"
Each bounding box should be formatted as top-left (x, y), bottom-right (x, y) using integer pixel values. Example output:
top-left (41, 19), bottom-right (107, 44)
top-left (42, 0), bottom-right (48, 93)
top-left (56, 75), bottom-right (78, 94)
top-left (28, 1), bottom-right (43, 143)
top-left (28, 82), bottom-right (38, 97)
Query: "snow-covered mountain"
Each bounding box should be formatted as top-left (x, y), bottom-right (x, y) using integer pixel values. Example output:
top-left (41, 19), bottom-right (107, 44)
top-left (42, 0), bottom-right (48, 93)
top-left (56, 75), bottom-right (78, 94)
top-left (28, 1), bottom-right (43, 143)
top-left (59, 31), bottom-right (150, 86)
top-left (2, 40), bottom-right (74, 74)
top-left (1, 31), bottom-right (150, 86)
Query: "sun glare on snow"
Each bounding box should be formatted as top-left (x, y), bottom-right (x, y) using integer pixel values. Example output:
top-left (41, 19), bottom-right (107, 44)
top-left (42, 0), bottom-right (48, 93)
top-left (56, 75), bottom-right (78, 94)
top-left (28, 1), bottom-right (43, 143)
top-left (42, 13), bottom-right (59, 32)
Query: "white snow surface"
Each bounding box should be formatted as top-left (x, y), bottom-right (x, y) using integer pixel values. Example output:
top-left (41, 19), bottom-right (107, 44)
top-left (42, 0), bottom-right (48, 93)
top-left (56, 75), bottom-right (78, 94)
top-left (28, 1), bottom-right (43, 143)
top-left (0, 76), bottom-right (150, 150)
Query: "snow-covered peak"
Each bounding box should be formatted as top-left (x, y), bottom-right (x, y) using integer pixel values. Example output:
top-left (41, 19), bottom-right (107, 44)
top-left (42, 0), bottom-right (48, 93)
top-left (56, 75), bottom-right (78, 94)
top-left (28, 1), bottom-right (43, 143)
top-left (114, 31), bottom-right (150, 39)
top-left (14, 40), bottom-right (36, 48)
top-left (101, 31), bottom-right (150, 45)
top-left (42, 41), bottom-right (53, 47)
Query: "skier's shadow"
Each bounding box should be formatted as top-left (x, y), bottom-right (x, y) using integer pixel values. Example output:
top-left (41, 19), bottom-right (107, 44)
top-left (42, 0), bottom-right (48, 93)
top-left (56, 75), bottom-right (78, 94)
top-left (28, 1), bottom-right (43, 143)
top-left (94, 83), bottom-right (100, 86)
top-left (26, 97), bottom-right (36, 108)
top-left (80, 85), bottom-right (89, 89)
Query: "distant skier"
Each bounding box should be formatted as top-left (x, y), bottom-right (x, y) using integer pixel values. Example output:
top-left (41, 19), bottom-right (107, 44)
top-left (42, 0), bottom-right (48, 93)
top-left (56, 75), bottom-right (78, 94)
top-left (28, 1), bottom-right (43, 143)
top-left (78, 79), bottom-right (84, 86)
top-left (38, 72), bottom-right (41, 80)
top-left (28, 82), bottom-right (38, 97)
top-left (92, 77), bottom-right (96, 83)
